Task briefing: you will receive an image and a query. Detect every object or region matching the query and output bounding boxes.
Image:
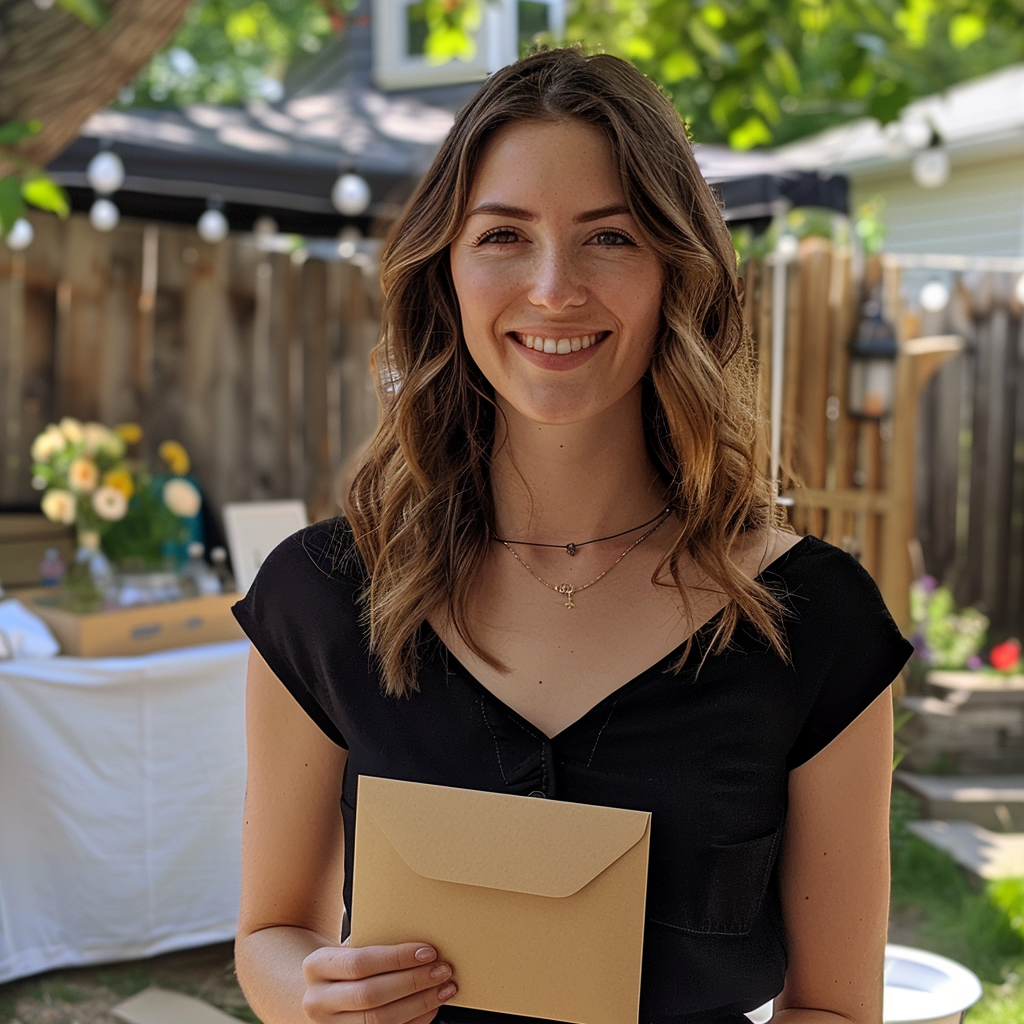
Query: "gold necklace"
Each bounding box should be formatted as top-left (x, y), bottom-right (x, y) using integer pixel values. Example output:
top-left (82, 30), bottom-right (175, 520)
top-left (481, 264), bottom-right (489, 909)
top-left (497, 509), bottom-right (671, 609)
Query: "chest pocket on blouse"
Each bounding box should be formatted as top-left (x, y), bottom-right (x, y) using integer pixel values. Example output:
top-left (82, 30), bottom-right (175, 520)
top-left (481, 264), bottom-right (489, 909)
top-left (648, 826), bottom-right (783, 936)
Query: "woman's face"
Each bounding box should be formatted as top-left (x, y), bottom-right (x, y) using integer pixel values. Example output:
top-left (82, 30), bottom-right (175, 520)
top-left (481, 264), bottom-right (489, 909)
top-left (449, 118), bottom-right (664, 430)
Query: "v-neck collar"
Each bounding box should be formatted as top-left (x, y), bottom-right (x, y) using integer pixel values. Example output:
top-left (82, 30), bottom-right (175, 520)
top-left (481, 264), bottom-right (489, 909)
top-left (427, 535), bottom-right (812, 741)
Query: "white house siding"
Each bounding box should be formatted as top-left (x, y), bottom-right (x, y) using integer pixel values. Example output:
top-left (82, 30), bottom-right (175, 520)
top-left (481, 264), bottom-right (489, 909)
top-left (851, 153), bottom-right (1024, 257)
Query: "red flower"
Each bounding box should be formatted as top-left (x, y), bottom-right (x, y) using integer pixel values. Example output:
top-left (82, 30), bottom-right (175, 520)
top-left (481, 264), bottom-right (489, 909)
top-left (990, 639), bottom-right (1021, 672)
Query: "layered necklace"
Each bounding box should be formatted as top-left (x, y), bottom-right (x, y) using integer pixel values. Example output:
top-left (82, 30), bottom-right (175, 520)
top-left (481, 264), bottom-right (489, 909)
top-left (492, 504), bottom-right (673, 610)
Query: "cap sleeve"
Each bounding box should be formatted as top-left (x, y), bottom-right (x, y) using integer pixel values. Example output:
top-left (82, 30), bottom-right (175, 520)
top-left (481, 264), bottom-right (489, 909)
top-left (232, 518), bottom-right (366, 749)
top-left (784, 542), bottom-right (914, 770)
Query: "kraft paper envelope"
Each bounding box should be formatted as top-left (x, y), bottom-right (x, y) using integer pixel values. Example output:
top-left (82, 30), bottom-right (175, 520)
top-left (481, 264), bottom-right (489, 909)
top-left (351, 775), bottom-right (651, 1024)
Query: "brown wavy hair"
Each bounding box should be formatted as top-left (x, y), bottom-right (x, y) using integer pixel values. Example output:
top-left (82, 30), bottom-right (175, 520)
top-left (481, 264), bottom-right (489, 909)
top-left (345, 46), bottom-right (788, 696)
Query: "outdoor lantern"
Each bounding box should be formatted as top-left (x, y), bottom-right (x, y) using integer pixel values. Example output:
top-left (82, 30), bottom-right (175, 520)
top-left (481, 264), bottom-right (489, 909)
top-left (89, 198), bottom-right (120, 232)
top-left (331, 171), bottom-right (371, 216)
top-left (848, 293), bottom-right (899, 420)
top-left (86, 149), bottom-right (125, 195)
top-left (911, 129), bottom-right (950, 189)
top-left (197, 205), bottom-right (229, 243)
top-left (5, 217), bottom-right (34, 250)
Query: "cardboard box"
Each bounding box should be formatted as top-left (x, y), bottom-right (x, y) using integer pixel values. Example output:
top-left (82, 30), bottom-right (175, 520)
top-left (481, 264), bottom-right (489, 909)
top-left (27, 591), bottom-right (245, 657)
top-left (352, 776), bottom-right (651, 1024)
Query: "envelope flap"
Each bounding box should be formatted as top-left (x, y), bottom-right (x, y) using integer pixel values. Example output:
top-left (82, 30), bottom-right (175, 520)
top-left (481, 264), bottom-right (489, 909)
top-left (359, 776), bottom-right (650, 898)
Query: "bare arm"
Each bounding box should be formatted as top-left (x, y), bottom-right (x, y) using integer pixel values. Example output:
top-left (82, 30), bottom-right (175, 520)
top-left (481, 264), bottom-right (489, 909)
top-left (772, 687), bottom-right (894, 1024)
top-left (235, 647), bottom-right (457, 1023)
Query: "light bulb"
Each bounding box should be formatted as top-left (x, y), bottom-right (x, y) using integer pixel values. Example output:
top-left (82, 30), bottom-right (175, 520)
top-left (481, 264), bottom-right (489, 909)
top-left (89, 198), bottom-right (120, 232)
top-left (197, 208), bottom-right (229, 243)
top-left (86, 150), bottom-right (125, 194)
top-left (919, 280), bottom-right (950, 312)
top-left (331, 172), bottom-right (371, 216)
top-left (912, 148), bottom-right (950, 189)
top-left (5, 217), bottom-right (34, 250)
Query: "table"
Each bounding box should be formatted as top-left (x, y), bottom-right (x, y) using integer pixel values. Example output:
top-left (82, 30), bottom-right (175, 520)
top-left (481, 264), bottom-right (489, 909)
top-left (0, 640), bottom-right (250, 984)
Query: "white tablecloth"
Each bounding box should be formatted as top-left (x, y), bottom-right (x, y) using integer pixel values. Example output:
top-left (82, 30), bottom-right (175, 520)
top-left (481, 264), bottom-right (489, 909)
top-left (0, 640), bottom-right (251, 984)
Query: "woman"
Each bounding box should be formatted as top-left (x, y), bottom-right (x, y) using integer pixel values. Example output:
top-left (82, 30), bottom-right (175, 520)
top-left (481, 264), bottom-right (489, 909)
top-left (232, 47), bottom-right (912, 1024)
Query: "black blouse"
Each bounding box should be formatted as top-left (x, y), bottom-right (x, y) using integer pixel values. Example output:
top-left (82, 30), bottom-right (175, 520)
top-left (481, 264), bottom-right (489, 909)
top-left (232, 518), bottom-right (912, 1024)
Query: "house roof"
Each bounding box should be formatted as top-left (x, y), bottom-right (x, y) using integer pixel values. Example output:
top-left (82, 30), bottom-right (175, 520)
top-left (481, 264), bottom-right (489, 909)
top-left (775, 61), bottom-right (1024, 177)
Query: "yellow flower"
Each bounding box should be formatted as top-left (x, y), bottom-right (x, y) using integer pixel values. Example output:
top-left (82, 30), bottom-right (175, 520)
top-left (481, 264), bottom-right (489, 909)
top-left (41, 489), bottom-right (76, 524)
top-left (68, 457), bottom-right (99, 493)
top-left (163, 477), bottom-right (202, 518)
top-left (115, 422), bottom-right (143, 445)
top-left (103, 469), bottom-right (134, 499)
top-left (158, 440), bottom-right (191, 476)
top-left (58, 417), bottom-right (84, 444)
top-left (92, 486), bottom-right (129, 522)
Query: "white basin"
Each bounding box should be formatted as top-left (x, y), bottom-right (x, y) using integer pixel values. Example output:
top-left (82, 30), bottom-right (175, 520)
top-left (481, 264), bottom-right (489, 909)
top-left (744, 943), bottom-right (983, 1024)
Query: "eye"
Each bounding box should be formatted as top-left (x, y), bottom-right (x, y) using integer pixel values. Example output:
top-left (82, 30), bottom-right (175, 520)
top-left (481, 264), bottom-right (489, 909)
top-left (472, 227), bottom-right (523, 245)
top-left (587, 229), bottom-right (637, 246)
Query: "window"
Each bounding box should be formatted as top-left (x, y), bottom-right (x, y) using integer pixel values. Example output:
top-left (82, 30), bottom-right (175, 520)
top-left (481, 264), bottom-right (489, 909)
top-left (373, 0), bottom-right (565, 91)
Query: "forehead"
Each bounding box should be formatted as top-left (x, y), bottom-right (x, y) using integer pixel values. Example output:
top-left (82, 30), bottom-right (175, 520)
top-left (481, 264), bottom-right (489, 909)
top-left (467, 119), bottom-right (624, 205)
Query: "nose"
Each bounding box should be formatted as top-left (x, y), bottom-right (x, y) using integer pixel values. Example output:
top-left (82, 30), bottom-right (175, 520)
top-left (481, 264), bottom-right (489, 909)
top-left (526, 246), bottom-right (586, 311)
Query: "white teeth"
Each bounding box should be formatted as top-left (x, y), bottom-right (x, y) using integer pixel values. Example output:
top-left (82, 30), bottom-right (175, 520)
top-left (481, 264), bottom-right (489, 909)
top-left (517, 333), bottom-right (600, 354)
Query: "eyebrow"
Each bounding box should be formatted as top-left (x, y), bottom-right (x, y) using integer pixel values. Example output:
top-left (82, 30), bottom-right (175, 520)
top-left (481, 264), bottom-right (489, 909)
top-left (465, 202), bottom-right (632, 223)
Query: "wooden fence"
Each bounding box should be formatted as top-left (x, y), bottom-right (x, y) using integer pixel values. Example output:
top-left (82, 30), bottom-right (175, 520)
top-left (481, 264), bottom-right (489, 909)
top-left (900, 255), bottom-right (1024, 642)
top-left (0, 211), bottom-right (381, 525)
top-left (3, 211), bottom-right (1023, 640)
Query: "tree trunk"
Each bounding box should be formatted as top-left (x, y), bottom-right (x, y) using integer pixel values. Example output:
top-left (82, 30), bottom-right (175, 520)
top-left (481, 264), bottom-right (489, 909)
top-left (0, 0), bottom-right (194, 175)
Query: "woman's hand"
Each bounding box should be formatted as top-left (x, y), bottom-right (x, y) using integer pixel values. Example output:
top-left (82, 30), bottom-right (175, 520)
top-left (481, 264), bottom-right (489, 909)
top-left (301, 942), bottom-right (457, 1023)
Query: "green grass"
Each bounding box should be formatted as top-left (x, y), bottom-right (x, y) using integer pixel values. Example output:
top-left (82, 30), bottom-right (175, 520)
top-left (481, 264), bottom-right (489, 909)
top-left (890, 787), bottom-right (1024, 1021)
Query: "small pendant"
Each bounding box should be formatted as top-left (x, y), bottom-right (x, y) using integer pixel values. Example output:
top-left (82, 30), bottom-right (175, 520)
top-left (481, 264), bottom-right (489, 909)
top-left (566, 542), bottom-right (577, 556)
top-left (557, 583), bottom-right (575, 609)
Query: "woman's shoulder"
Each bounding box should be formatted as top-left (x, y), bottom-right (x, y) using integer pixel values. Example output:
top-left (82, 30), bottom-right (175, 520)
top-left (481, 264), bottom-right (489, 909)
top-left (248, 516), bottom-right (368, 593)
top-left (756, 532), bottom-right (908, 643)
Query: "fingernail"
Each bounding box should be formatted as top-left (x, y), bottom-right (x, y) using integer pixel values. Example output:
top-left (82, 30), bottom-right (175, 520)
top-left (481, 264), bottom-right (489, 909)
top-left (414, 946), bottom-right (436, 962)
top-left (430, 963), bottom-right (451, 981)
top-left (438, 982), bottom-right (457, 1001)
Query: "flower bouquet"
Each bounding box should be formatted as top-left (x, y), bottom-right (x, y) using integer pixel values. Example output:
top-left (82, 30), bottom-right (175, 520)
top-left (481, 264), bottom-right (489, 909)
top-left (30, 418), bottom-right (203, 608)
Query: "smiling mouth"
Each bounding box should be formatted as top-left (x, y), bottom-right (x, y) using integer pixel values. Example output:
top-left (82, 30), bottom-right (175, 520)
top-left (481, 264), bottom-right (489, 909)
top-left (510, 331), bottom-right (610, 354)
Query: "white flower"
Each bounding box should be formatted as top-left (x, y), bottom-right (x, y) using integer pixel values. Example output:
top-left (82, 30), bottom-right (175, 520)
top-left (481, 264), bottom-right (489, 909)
top-left (58, 417), bottom-right (84, 444)
top-left (163, 477), bottom-right (202, 518)
top-left (92, 485), bottom-right (129, 522)
top-left (41, 489), bottom-right (77, 524)
top-left (31, 425), bottom-right (66, 462)
top-left (82, 422), bottom-right (111, 455)
top-left (99, 430), bottom-right (126, 458)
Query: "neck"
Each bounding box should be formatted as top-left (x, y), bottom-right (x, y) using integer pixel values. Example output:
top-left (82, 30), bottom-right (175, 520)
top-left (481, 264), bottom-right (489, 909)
top-left (490, 392), bottom-right (668, 544)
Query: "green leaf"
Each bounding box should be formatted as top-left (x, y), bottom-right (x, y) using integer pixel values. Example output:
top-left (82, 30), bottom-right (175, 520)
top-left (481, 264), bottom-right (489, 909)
top-left (0, 176), bottom-right (27, 234)
top-left (728, 114), bottom-right (773, 150)
top-left (22, 176), bottom-right (70, 218)
top-left (867, 79), bottom-right (913, 124)
top-left (751, 82), bottom-right (781, 123)
top-left (709, 83), bottom-right (744, 129)
top-left (661, 48), bottom-right (700, 82)
top-left (54, 0), bottom-right (110, 27)
top-left (0, 120), bottom-right (42, 146)
top-left (949, 12), bottom-right (987, 49)
top-left (687, 14), bottom-right (726, 60)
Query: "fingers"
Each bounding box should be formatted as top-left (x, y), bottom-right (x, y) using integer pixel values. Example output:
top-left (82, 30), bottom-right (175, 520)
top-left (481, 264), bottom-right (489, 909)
top-left (304, 942), bottom-right (438, 982)
top-left (301, 943), bottom-right (457, 1024)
